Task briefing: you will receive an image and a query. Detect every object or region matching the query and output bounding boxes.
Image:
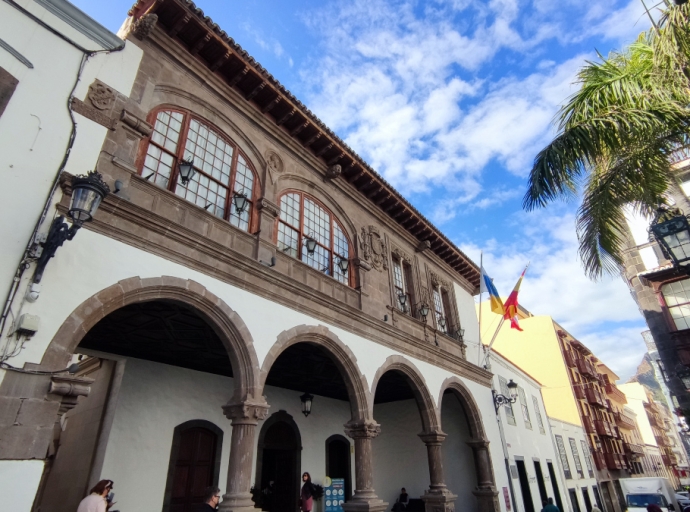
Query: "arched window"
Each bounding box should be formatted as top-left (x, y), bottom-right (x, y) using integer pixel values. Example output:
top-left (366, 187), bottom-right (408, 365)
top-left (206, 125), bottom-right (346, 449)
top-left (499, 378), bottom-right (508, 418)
top-left (276, 192), bottom-right (351, 286)
top-left (140, 108), bottom-right (256, 231)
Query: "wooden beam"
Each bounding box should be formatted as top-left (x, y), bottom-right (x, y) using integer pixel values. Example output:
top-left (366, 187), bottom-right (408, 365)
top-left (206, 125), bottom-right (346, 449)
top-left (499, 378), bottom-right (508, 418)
top-left (291, 121), bottom-right (309, 137)
top-left (191, 33), bottom-right (212, 55)
top-left (276, 108), bottom-right (296, 126)
top-left (245, 82), bottom-right (266, 101)
top-left (227, 66), bottom-right (249, 87)
top-left (210, 51), bottom-right (231, 72)
top-left (169, 13), bottom-right (191, 38)
top-left (375, 193), bottom-right (391, 206)
top-left (328, 152), bottom-right (345, 166)
top-left (315, 142), bottom-right (333, 157)
top-left (303, 131), bottom-right (321, 146)
top-left (262, 95), bottom-right (281, 113)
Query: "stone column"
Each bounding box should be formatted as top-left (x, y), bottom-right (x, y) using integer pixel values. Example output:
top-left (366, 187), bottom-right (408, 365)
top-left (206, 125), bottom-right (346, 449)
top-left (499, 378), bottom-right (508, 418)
top-left (467, 439), bottom-right (499, 512)
top-left (419, 431), bottom-right (456, 512)
top-left (342, 420), bottom-right (388, 512)
top-left (220, 398), bottom-right (270, 512)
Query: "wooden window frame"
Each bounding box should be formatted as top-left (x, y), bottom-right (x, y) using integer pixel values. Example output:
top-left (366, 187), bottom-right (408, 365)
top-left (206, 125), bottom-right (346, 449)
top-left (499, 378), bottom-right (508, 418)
top-left (137, 106), bottom-right (259, 232)
top-left (659, 277), bottom-right (690, 332)
top-left (518, 386), bottom-right (532, 430)
top-left (499, 376), bottom-right (517, 426)
top-left (275, 190), bottom-right (353, 287)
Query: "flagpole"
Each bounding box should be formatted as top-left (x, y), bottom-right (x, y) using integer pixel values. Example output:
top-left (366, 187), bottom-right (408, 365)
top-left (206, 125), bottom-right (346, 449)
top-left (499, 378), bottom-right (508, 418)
top-left (477, 251), bottom-right (483, 367)
top-left (483, 317), bottom-right (505, 367)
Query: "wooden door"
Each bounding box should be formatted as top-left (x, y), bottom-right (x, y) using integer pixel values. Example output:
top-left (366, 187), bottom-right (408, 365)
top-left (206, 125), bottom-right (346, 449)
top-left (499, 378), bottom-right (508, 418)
top-left (170, 427), bottom-right (217, 512)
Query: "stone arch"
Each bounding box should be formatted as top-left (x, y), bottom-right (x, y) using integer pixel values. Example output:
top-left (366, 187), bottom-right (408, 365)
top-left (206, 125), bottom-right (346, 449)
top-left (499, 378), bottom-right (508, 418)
top-left (370, 355), bottom-right (440, 433)
top-left (40, 276), bottom-right (261, 400)
top-left (260, 325), bottom-right (370, 422)
top-left (150, 85), bottom-right (267, 179)
top-left (438, 376), bottom-right (487, 440)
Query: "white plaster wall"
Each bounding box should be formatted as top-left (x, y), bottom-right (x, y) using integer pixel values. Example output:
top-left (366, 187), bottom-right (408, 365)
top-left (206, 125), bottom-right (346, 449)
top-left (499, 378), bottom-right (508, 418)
top-left (0, 459), bottom-right (45, 512)
top-left (619, 383), bottom-right (656, 447)
top-left (442, 392), bottom-right (480, 512)
top-left (0, 1), bottom-right (142, 309)
top-left (455, 282), bottom-right (481, 365)
top-left (372, 399), bottom-right (429, 504)
top-left (623, 207), bottom-right (660, 271)
top-left (548, 419), bottom-right (599, 512)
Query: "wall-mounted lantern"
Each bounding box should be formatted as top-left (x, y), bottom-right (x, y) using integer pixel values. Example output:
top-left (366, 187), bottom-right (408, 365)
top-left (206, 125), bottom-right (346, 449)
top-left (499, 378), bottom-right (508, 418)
top-left (233, 190), bottom-right (249, 214)
top-left (492, 379), bottom-right (518, 413)
top-left (336, 257), bottom-right (349, 275)
top-left (304, 236), bottom-right (317, 256)
top-left (178, 158), bottom-right (196, 185)
top-left (300, 392), bottom-right (314, 417)
top-left (33, 171), bottom-right (110, 283)
top-left (650, 207), bottom-right (690, 274)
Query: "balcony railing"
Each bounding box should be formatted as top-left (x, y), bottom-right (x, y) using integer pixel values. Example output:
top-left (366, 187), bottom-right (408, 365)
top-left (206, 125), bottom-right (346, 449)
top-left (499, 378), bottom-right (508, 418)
top-left (576, 357), bottom-right (598, 378)
top-left (655, 434), bottom-right (670, 447)
top-left (594, 419), bottom-right (615, 437)
top-left (669, 144), bottom-right (690, 165)
top-left (564, 350), bottom-right (577, 368)
top-left (648, 414), bottom-right (660, 428)
top-left (574, 385), bottom-right (586, 400)
top-left (585, 387), bottom-right (608, 408)
top-left (592, 450), bottom-right (607, 471)
top-left (662, 454), bottom-right (672, 466)
top-left (604, 452), bottom-right (627, 470)
top-left (605, 382), bottom-right (628, 404)
top-left (624, 442), bottom-right (645, 456)
top-left (583, 416), bottom-right (596, 434)
top-left (614, 411), bottom-right (637, 430)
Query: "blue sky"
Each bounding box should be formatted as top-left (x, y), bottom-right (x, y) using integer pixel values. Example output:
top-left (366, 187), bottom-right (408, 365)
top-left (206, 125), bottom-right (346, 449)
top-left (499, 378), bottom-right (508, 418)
top-left (75, 0), bottom-right (656, 381)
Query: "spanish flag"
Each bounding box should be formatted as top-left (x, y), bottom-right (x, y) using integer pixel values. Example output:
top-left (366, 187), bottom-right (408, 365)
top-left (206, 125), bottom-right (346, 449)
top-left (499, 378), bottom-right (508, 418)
top-left (480, 266), bottom-right (504, 315)
top-left (503, 265), bottom-right (528, 331)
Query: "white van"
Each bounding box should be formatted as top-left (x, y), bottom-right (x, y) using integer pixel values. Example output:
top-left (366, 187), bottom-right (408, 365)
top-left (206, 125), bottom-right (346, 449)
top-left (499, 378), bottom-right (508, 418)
top-left (619, 478), bottom-right (681, 512)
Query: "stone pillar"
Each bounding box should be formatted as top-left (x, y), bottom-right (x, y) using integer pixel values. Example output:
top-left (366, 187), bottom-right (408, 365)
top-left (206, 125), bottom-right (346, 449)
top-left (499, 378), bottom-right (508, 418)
top-left (220, 398), bottom-right (270, 512)
top-left (342, 420), bottom-right (388, 512)
top-left (419, 431), bottom-right (456, 512)
top-left (467, 439), bottom-right (499, 512)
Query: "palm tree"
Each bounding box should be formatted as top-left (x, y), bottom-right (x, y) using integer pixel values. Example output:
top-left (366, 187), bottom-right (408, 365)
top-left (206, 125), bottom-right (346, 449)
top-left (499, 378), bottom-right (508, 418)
top-left (523, 3), bottom-right (690, 279)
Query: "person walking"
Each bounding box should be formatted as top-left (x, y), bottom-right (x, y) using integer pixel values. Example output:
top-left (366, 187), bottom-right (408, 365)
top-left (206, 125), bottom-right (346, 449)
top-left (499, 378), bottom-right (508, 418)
top-left (300, 472), bottom-right (315, 512)
top-left (542, 497), bottom-right (560, 512)
top-left (77, 480), bottom-right (115, 512)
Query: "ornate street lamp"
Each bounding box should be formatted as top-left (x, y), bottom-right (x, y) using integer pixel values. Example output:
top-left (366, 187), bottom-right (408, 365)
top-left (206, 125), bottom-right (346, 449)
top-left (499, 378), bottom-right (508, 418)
top-left (233, 190), bottom-right (249, 214)
top-left (455, 327), bottom-right (465, 341)
top-left (650, 207), bottom-right (690, 274)
top-left (438, 316), bottom-right (446, 331)
top-left (178, 158), bottom-right (196, 185)
top-left (33, 171), bottom-right (110, 283)
top-left (417, 302), bottom-right (430, 322)
top-left (300, 392), bottom-right (314, 417)
top-left (336, 256), bottom-right (349, 275)
top-left (492, 379), bottom-right (518, 413)
top-left (398, 292), bottom-right (407, 310)
top-left (304, 236), bottom-right (317, 256)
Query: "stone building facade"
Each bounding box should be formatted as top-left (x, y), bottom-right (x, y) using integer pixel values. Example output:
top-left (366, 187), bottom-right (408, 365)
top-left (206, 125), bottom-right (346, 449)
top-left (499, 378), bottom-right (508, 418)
top-left (0, 1), bottom-right (522, 512)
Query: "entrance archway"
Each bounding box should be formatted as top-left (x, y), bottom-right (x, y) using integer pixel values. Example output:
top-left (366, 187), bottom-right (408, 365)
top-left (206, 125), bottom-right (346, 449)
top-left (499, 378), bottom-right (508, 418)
top-left (326, 435), bottom-right (352, 501)
top-left (255, 411), bottom-right (302, 512)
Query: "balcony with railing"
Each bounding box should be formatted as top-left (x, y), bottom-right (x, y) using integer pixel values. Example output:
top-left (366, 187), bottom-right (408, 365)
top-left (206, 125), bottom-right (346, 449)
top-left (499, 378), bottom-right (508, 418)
top-left (583, 416), bottom-right (596, 434)
top-left (585, 387), bottom-right (608, 408)
top-left (574, 385), bottom-right (586, 400)
top-left (592, 450), bottom-right (607, 471)
top-left (604, 452), bottom-right (627, 470)
top-left (564, 350), bottom-right (577, 368)
top-left (624, 442), bottom-right (645, 456)
top-left (655, 434), bottom-right (670, 447)
top-left (576, 357), bottom-right (598, 378)
top-left (614, 411), bottom-right (637, 430)
top-left (595, 419), bottom-right (615, 437)
top-left (605, 382), bottom-right (628, 404)
top-left (648, 414), bottom-right (660, 428)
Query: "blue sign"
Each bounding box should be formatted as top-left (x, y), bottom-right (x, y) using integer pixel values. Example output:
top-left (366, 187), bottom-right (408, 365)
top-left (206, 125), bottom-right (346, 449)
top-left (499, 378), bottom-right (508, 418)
top-left (324, 477), bottom-right (345, 512)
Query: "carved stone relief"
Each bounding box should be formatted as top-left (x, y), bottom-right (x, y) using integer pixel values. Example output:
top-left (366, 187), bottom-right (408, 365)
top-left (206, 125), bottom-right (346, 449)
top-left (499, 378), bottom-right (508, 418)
top-left (358, 225), bottom-right (388, 272)
top-left (430, 271), bottom-right (451, 290)
top-left (265, 149), bottom-right (284, 174)
top-left (131, 13), bottom-right (158, 40)
top-left (88, 82), bottom-right (116, 111)
top-left (325, 164), bottom-right (341, 180)
top-left (391, 246), bottom-right (411, 263)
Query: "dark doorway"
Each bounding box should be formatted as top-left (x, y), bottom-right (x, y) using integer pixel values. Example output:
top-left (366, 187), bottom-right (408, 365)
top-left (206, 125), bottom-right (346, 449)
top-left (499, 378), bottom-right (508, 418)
top-left (167, 425), bottom-right (220, 512)
top-left (534, 461), bottom-right (548, 504)
top-left (326, 435), bottom-right (351, 501)
top-left (582, 488), bottom-right (593, 512)
top-left (256, 411), bottom-right (301, 512)
top-left (569, 489), bottom-right (582, 512)
top-left (600, 482), bottom-right (614, 512)
top-left (547, 462), bottom-right (564, 512)
top-left (592, 486), bottom-right (603, 511)
top-left (613, 480), bottom-right (627, 512)
top-left (516, 460), bottom-right (535, 512)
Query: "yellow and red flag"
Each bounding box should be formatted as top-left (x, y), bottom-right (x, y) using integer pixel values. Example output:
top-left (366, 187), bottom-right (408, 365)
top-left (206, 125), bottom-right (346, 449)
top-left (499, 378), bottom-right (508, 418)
top-left (503, 265), bottom-right (528, 331)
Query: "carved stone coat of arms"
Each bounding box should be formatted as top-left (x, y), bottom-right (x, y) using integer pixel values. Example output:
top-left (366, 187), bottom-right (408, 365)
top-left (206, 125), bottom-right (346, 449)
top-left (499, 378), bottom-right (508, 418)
top-left (359, 226), bottom-right (388, 271)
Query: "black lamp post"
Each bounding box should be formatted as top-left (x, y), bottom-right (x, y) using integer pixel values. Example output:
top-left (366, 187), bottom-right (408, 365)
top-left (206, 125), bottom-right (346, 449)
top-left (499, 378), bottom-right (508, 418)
top-left (650, 207), bottom-right (690, 274)
top-left (492, 379), bottom-right (518, 413)
top-left (178, 158), bottom-right (196, 185)
top-left (300, 392), bottom-right (314, 417)
top-left (33, 171), bottom-right (110, 283)
top-left (398, 292), bottom-right (407, 311)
